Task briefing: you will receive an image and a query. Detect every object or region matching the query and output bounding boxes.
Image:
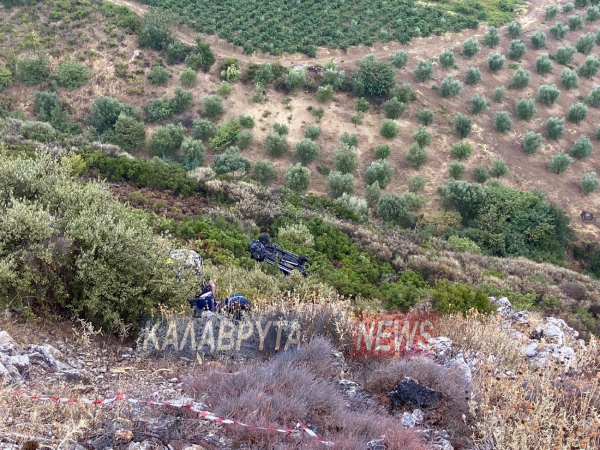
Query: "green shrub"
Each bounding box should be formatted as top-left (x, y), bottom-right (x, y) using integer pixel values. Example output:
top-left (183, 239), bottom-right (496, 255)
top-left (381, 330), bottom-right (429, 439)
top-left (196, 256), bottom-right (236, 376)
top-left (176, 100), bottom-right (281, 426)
top-left (587, 5), bottom-right (600, 20)
top-left (488, 52), bottom-right (506, 73)
top-left (373, 144), bottom-right (391, 159)
top-left (447, 235), bottom-right (481, 253)
top-left (581, 172), bottom-right (599, 195)
top-left (113, 114), bottom-right (146, 153)
top-left (17, 55), bottom-right (50, 85)
top-left (304, 125), bottom-right (322, 140)
top-left (148, 65), bottom-right (171, 85)
top-left (494, 87), bottom-right (505, 103)
top-left (548, 151), bottom-right (573, 173)
top-left (220, 57), bottom-right (240, 82)
top-left (412, 126), bottom-right (432, 147)
top-left (587, 86), bottom-right (600, 106)
top-left (432, 281), bottom-right (493, 315)
top-left (365, 159), bottom-right (393, 187)
top-left (535, 55), bottom-right (553, 75)
top-left (578, 56), bottom-right (600, 78)
top-left (537, 84), bottom-right (560, 106)
top-left (507, 21), bottom-right (522, 38)
top-left (555, 46), bottom-right (576, 65)
top-left (515, 98), bottom-right (536, 120)
top-left (390, 83), bottom-right (416, 103)
top-left (86, 97), bottom-right (140, 135)
top-left (139, 8), bottom-right (174, 50)
top-left (549, 22), bottom-right (568, 40)
top-left (474, 166), bottom-right (488, 183)
top-left (340, 132), bottom-right (359, 147)
top-left (508, 39), bottom-right (526, 60)
top-left (576, 33), bottom-right (595, 54)
top-left (264, 132), bottom-right (288, 157)
top-left (20, 120), bottom-right (56, 142)
top-left (439, 50), bottom-right (456, 68)
top-left (56, 62), bottom-right (89, 89)
top-left (377, 194), bottom-right (412, 227)
top-left (350, 112), bottom-right (364, 126)
top-left (449, 160), bottom-right (466, 180)
top-left (408, 175), bottom-right (426, 193)
top-left (253, 63), bottom-right (274, 86)
top-left (406, 143), bottom-right (428, 169)
top-left (273, 122), bottom-right (289, 136)
top-left (202, 95), bottom-right (224, 120)
top-left (285, 163), bottom-right (310, 192)
top-left (531, 31), bottom-right (547, 49)
top-left (451, 141), bottom-right (473, 160)
top-left (185, 41), bottom-right (215, 72)
top-left (390, 50), bottom-right (409, 68)
top-left (522, 131), bottom-right (543, 154)
top-left (179, 67), bottom-right (197, 87)
top-left (560, 68), bottom-right (579, 89)
top-left (470, 94), bottom-right (489, 114)
top-left (34, 91), bottom-right (71, 132)
top-left (217, 81), bottom-right (234, 97)
top-left (334, 144), bottom-right (357, 174)
top-left (236, 129), bottom-right (253, 150)
top-left (365, 181), bottom-right (381, 207)
top-left (414, 60), bottom-right (434, 82)
top-left (294, 139), bottom-right (320, 165)
top-left (212, 146), bottom-right (250, 175)
top-left (191, 119), bottom-right (213, 141)
top-left (166, 41), bottom-right (193, 64)
top-left (148, 123), bottom-right (185, 158)
top-left (546, 5), bottom-right (559, 19)
top-left (495, 111), bottom-right (513, 132)
top-left (380, 119), bottom-right (399, 138)
top-left (252, 160), bottom-right (278, 185)
top-left (101, 2), bottom-right (141, 33)
top-left (440, 76), bottom-right (463, 97)
top-left (356, 97), bottom-right (370, 112)
top-left (352, 57), bottom-right (395, 97)
top-left (570, 135), bottom-right (593, 158)
top-left (170, 88), bottom-right (193, 114)
top-left (568, 13), bottom-right (584, 30)
top-left (180, 137), bottom-right (205, 169)
top-left (509, 67), bottom-right (530, 88)
top-left (567, 102), bottom-right (588, 123)
top-left (453, 114), bottom-right (472, 138)
top-left (417, 109), bottom-right (434, 125)
top-left (239, 115), bottom-right (255, 129)
top-left (327, 171), bottom-right (354, 199)
top-left (563, 2), bottom-right (574, 13)
top-left (484, 26), bottom-right (500, 47)
top-left (490, 158), bottom-right (508, 177)
top-left (383, 97), bottom-right (407, 119)
top-left (546, 117), bottom-right (565, 139)
top-left (0, 68), bottom-right (12, 92)
top-left (145, 97), bottom-right (172, 122)
top-left (316, 84), bottom-right (334, 103)
top-left (465, 67), bottom-right (481, 85)
top-left (462, 38), bottom-right (480, 58)
top-left (209, 119), bottom-right (241, 152)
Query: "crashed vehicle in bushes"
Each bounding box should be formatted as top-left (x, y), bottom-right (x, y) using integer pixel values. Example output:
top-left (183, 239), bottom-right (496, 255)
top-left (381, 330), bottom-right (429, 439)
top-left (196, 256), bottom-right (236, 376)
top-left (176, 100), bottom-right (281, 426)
top-left (249, 235), bottom-right (309, 276)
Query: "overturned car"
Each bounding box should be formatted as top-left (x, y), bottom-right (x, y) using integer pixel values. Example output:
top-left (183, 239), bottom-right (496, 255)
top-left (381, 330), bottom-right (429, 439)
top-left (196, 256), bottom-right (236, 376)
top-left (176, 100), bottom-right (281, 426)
top-left (249, 235), bottom-right (309, 275)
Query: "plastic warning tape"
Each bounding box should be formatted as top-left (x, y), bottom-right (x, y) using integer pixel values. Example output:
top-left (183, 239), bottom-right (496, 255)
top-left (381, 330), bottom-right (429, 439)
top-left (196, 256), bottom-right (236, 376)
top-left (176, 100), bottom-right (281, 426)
top-left (9, 390), bottom-right (334, 446)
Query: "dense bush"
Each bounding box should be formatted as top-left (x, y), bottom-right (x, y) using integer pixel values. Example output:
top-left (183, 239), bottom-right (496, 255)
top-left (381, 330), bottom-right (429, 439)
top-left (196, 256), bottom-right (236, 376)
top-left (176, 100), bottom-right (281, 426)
top-left (295, 139), bottom-right (320, 165)
top-left (535, 55), bottom-right (553, 75)
top-left (186, 41), bottom-right (216, 72)
top-left (474, 166), bottom-right (488, 183)
top-left (148, 123), bottom-right (185, 158)
top-left (438, 180), bottom-right (487, 220)
top-left (34, 91), bottom-right (71, 132)
top-left (412, 126), bottom-right (432, 147)
top-left (462, 38), bottom-right (480, 58)
top-left (217, 81), bottom-right (233, 98)
top-left (470, 94), bottom-right (489, 114)
top-left (548, 151), bottom-right (573, 173)
top-left (581, 172), bottom-right (599, 195)
top-left (264, 132), bottom-right (288, 157)
top-left (522, 131), bottom-right (543, 154)
top-left (490, 158), bottom-right (509, 177)
top-left (549, 22), bottom-right (568, 40)
top-left (304, 125), bottom-right (322, 140)
top-left (0, 67), bottom-right (12, 92)
top-left (439, 50), bottom-right (456, 68)
top-left (365, 181), bottom-right (381, 207)
top-left (56, 62), bottom-right (89, 89)
top-left (377, 194), bottom-right (413, 227)
top-left (139, 8), bottom-right (175, 50)
top-left (202, 95), bottom-right (225, 120)
top-left (380, 119), bottom-right (399, 138)
top-left (192, 118), bottom-right (213, 141)
top-left (465, 67), bottom-right (481, 85)
top-left (327, 171), bottom-right (354, 199)
top-left (87, 97), bottom-right (140, 136)
top-left (537, 84), bottom-right (560, 106)
top-left (576, 33), bottom-right (595, 54)
top-left (285, 163), bottom-right (310, 192)
top-left (179, 67), bottom-right (197, 87)
top-left (334, 144), bottom-right (357, 173)
top-left (546, 117), bottom-right (565, 139)
top-left (449, 160), bottom-right (466, 179)
top-left (239, 115), bottom-right (255, 129)
top-left (236, 129), bottom-right (253, 150)
top-left (417, 109), bottom-right (434, 125)
top-left (495, 111), bottom-right (513, 132)
top-left (20, 121), bottom-right (56, 142)
top-left (563, 2), bottom-right (574, 13)
top-left (252, 160), bottom-right (278, 185)
top-left (531, 31), bottom-right (547, 49)
top-left (440, 76), bottom-right (463, 97)
top-left (316, 85), bottom-right (334, 103)
top-left (508, 39), bottom-right (526, 60)
top-left (515, 98), bottom-right (536, 120)
top-left (113, 114), bottom-right (146, 153)
top-left (555, 46), bottom-right (575, 65)
top-left (578, 56), bottom-right (600, 78)
top-left (433, 281), bottom-right (493, 315)
top-left (148, 65), bottom-right (171, 85)
top-left (451, 141), bottom-right (473, 160)
top-left (546, 6), bottom-right (559, 19)
top-left (180, 138), bottom-right (205, 169)
top-left (570, 135), bottom-right (593, 158)
top-left (356, 97), bottom-right (370, 112)
top-left (560, 68), bottom-right (579, 89)
top-left (484, 26), bottom-right (500, 47)
top-left (408, 175), bottom-right (426, 193)
top-left (383, 97), bottom-right (407, 119)
top-left (507, 21), bottom-right (522, 37)
top-left (494, 87), bottom-right (505, 102)
top-left (340, 132), bottom-right (359, 147)
top-left (454, 114), bottom-right (472, 138)
top-left (568, 13), bottom-right (584, 30)
top-left (353, 57), bottom-right (395, 97)
top-left (567, 103), bottom-right (588, 123)
top-left (406, 143), bottom-right (428, 169)
top-left (101, 2), bottom-right (141, 33)
top-left (253, 63), bottom-right (274, 85)
top-left (166, 41), bottom-right (193, 64)
top-left (209, 119), bottom-right (241, 152)
top-left (273, 122), bottom-right (289, 136)
top-left (414, 60), bottom-right (434, 82)
top-left (390, 50), bottom-right (409, 68)
top-left (212, 146), bottom-right (251, 175)
top-left (488, 52), bottom-right (506, 73)
top-left (365, 159), bottom-right (393, 187)
top-left (587, 5), bottom-right (600, 20)
top-left (587, 86), bottom-right (600, 107)
top-left (17, 55), bottom-right (50, 85)
top-left (509, 67), bottom-right (530, 88)
top-left (373, 144), bottom-right (391, 159)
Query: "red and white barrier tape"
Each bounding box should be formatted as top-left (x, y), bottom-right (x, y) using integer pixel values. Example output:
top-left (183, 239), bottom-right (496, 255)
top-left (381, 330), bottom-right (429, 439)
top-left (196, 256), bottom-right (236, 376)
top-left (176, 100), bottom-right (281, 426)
top-left (8, 390), bottom-right (334, 446)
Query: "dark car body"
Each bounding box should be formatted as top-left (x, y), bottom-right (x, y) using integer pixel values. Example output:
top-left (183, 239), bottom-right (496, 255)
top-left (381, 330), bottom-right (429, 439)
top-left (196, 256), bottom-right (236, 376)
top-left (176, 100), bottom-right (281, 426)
top-left (249, 235), bottom-right (309, 275)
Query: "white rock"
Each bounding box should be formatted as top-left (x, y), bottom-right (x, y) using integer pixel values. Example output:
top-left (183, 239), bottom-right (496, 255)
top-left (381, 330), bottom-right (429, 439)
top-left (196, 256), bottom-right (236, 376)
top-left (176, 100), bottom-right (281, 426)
top-left (6, 354), bottom-right (29, 372)
top-left (0, 331), bottom-right (15, 347)
top-left (401, 411), bottom-right (416, 427)
top-left (445, 352), bottom-right (472, 383)
top-left (543, 325), bottom-right (564, 345)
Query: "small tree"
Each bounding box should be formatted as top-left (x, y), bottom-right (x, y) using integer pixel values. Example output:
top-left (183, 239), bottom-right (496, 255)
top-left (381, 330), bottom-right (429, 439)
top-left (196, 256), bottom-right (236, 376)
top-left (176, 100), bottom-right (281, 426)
top-left (474, 166), bottom-right (488, 183)
top-left (439, 50), bottom-right (456, 68)
top-left (515, 98), bottom-right (536, 120)
top-left (488, 52), bottom-right (506, 73)
top-left (414, 60), bottom-right (434, 82)
top-left (454, 114), bottom-right (472, 138)
top-left (233, 129), bottom-right (251, 150)
top-left (546, 117), bottom-right (565, 139)
top-left (508, 39), bottom-right (526, 60)
top-left (470, 94), bottom-right (489, 114)
top-left (353, 56), bottom-right (395, 97)
top-left (408, 175), bottom-right (426, 193)
top-left (535, 55), bottom-right (553, 74)
top-left (587, 86), bottom-right (600, 107)
top-left (356, 98), bottom-right (370, 112)
top-left (383, 97), bottom-right (407, 119)
top-left (440, 76), bottom-right (463, 97)
top-left (334, 144), bottom-right (357, 173)
top-left (273, 122), bottom-right (289, 136)
top-left (202, 95), bottom-right (224, 120)
top-left (462, 38), bottom-right (480, 58)
top-left (509, 67), bottom-right (530, 88)
top-left (212, 146), bottom-right (250, 175)
top-left (185, 42), bottom-right (216, 72)
top-left (239, 115), bottom-right (255, 128)
top-left (341, 132), bottom-right (359, 147)
top-left (537, 84), bottom-right (561, 106)
top-left (390, 50), bottom-right (409, 68)
top-left (548, 151), bottom-right (573, 173)
top-left (412, 126), bottom-right (432, 147)
top-left (327, 171), bottom-right (354, 199)
top-left (148, 65), bottom-right (171, 85)
top-left (417, 109), bottom-right (434, 125)
top-left (406, 143), bottom-right (428, 169)
top-left (570, 135), bottom-right (593, 158)
top-left (576, 33), bottom-right (595, 54)
top-left (377, 194), bottom-right (412, 226)
top-left (350, 112), bottom-right (365, 126)
top-left (294, 139), bottom-right (320, 165)
top-left (380, 119), bottom-right (399, 138)
top-left (192, 119), bottom-right (213, 141)
top-left (546, 6), bottom-right (559, 19)
top-left (113, 114), bottom-right (146, 153)
top-left (560, 68), bottom-right (579, 89)
top-left (549, 22), bottom-right (568, 40)
top-left (465, 67), bottom-right (481, 85)
top-left (316, 85), bottom-right (334, 103)
top-left (374, 144), bottom-right (391, 159)
top-left (304, 125), bottom-right (322, 140)
top-left (568, 13), bottom-right (584, 30)
top-left (449, 160), bottom-right (466, 180)
top-left (148, 123), bottom-right (185, 158)
top-left (587, 5), bottom-right (600, 21)
top-left (366, 181), bottom-right (381, 207)
top-left (180, 138), bottom-right (206, 169)
top-left (180, 68), bottom-right (197, 87)
top-left (252, 160), bottom-right (278, 185)
top-left (285, 163), bottom-right (310, 192)
top-left (581, 172), bottom-right (599, 195)
top-left (563, 3), bottom-right (574, 13)
top-left (365, 159), bottom-right (393, 187)
top-left (579, 56), bottom-right (600, 78)
top-left (484, 26), bottom-right (500, 47)
top-left (264, 132), bottom-right (288, 157)
top-left (567, 102), bottom-right (588, 123)
top-left (507, 21), bottom-right (522, 38)
top-left (217, 81), bottom-right (233, 98)
top-left (555, 46), bottom-right (576, 65)
top-left (522, 131), bottom-right (543, 154)
top-left (56, 62), bottom-right (89, 89)
top-left (490, 158), bottom-right (509, 177)
top-left (495, 111), bottom-right (513, 132)
top-left (494, 87), bottom-right (506, 103)
top-left (139, 8), bottom-right (174, 50)
top-left (531, 31), bottom-right (547, 49)
top-left (451, 141), bottom-right (473, 160)
top-left (285, 68), bottom-right (307, 91)
top-left (254, 63), bottom-right (274, 86)
top-left (17, 55), bottom-right (50, 85)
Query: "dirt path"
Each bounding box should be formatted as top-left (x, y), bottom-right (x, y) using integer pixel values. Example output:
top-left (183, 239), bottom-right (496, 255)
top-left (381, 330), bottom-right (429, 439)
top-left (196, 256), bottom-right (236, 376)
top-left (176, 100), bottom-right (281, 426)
top-left (106, 0), bottom-right (550, 68)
